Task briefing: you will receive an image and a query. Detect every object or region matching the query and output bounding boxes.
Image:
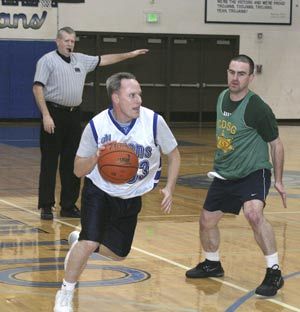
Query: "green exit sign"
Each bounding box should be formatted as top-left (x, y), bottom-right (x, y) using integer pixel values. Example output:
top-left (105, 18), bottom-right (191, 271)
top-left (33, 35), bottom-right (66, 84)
top-left (146, 12), bottom-right (159, 23)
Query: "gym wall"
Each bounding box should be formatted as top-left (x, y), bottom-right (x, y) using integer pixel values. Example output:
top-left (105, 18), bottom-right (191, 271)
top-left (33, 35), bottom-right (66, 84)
top-left (0, 0), bottom-right (299, 119)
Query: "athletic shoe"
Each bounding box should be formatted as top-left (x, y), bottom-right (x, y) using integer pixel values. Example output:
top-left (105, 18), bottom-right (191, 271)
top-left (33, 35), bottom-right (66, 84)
top-left (53, 289), bottom-right (74, 312)
top-left (255, 264), bottom-right (284, 296)
top-left (185, 259), bottom-right (224, 278)
top-left (68, 230), bottom-right (80, 246)
top-left (60, 206), bottom-right (81, 218)
top-left (64, 231), bottom-right (80, 270)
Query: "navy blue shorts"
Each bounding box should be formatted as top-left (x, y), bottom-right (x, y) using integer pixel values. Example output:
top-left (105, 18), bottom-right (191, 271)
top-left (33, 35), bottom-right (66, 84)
top-left (79, 178), bottom-right (142, 257)
top-left (204, 169), bottom-right (271, 215)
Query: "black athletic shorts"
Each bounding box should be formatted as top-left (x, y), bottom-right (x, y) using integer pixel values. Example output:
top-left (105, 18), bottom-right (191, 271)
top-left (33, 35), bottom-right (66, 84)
top-left (203, 169), bottom-right (271, 215)
top-left (79, 177), bottom-right (142, 257)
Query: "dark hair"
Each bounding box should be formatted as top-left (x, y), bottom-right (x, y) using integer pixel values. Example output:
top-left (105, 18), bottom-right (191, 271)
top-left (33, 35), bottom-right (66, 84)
top-left (230, 54), bottom-right (255, 74)
top-left (106, 72), bottom-right (136, 99)
top-left (57, 27), bottom-right (76, 39)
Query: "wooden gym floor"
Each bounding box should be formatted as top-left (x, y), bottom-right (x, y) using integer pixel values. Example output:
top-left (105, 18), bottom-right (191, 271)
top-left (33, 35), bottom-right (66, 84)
top-left (0, 122), bottom-right (299, 312)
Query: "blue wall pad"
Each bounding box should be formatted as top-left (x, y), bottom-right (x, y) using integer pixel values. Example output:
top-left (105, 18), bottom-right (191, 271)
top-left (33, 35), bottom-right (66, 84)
top-left (0, 40), bottom-right (56, 119)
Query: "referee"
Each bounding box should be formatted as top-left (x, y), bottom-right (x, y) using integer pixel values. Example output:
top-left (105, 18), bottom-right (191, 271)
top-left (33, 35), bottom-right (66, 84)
top-left (33, 26), bottom-right (148, 220)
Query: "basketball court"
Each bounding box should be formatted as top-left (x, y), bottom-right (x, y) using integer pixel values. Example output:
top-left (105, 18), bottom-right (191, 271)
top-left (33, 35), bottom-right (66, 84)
top-left (0, 123), bottom-right (299, 311)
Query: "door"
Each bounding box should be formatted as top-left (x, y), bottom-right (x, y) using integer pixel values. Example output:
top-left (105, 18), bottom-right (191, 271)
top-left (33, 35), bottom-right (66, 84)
top-left (132, 36), bottom-right (168, 116)
top-left (96, 35), bottom-right (134, 112)
top-left (75, 32), bottom-right (239, 123)
top-left (201, 37), bottom-right (239, 121)
top-left (74, 34), bottom-right (97, 118)
top-left (169, 37), bottom-right (202, 122)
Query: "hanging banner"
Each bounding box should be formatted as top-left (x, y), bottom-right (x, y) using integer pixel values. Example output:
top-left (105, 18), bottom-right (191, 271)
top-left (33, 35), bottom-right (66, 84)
top-left (205, 0), bottom-right (292, 25)
top-left (0, 1), bottom-right (57, 40)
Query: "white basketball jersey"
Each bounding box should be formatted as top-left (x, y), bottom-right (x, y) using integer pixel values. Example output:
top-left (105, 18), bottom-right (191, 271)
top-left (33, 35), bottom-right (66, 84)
top-left (87, 106), bottom-right (162, 199)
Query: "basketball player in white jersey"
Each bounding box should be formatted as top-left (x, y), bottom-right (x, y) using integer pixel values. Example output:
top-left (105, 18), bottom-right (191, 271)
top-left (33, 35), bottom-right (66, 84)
top-left (54, 72), bottom-right (181, 312)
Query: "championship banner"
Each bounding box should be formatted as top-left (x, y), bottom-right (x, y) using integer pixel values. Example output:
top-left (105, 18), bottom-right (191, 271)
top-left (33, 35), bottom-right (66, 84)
top-left (205, 0), bottom-right (292, 25)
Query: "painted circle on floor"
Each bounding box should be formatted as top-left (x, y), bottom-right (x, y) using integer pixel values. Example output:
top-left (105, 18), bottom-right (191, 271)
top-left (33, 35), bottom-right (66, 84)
top-left (0, 264), bottom-right (150, 287)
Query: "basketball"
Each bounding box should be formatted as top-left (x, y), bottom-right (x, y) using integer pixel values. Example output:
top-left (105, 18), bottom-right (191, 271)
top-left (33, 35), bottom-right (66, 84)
top-left (98, 142), bottom-right (139, 184)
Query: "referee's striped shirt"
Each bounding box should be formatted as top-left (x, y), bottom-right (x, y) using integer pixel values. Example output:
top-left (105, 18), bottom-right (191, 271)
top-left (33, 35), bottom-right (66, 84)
top-left (34, 51), bottom-right (99, 107)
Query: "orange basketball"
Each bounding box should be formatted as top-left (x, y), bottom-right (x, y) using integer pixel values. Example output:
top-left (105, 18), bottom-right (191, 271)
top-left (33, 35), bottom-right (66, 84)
top-left (98, 142), bottom-right (139, 184)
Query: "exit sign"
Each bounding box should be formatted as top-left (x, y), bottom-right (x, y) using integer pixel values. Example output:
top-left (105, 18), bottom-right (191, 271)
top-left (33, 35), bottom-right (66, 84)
top-left (146, 12), bottom-right (160, 23)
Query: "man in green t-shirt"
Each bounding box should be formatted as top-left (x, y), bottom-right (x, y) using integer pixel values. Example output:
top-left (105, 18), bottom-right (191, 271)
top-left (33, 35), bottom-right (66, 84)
top-left (186, 54), bottom-right (287, 297)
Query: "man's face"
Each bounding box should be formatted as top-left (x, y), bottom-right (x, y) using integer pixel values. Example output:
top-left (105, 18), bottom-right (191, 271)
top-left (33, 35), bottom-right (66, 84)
top-left (113, 79), bottom-right (142, 123)
top-left (56, 31), bottom-right (75, 56)
top-left (227, 60), bottom-right (254, 95)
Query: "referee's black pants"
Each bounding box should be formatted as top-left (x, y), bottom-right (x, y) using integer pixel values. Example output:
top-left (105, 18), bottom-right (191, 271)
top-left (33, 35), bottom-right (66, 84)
top-left (38, 104), bottom-right (82, 212)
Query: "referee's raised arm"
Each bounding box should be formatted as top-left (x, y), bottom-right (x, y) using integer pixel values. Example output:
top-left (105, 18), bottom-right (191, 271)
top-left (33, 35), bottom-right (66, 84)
top-left (99, 49), bottom-right (149, 66)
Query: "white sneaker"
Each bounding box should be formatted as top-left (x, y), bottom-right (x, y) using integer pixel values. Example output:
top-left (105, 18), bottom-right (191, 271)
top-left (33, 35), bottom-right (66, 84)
top-left (54, 289), bottom-right (74, 312)
top-left (64, 231), bottom-right (80, 270)
top-left (68, 230), bottom-right (80, 246)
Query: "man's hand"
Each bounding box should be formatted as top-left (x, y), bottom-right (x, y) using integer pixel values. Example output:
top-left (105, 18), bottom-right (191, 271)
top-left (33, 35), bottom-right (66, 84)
top-left (129, 49), bottom-right (149, 58)
top-left (43, 115), bottom-right (55, 134)
top-left (274, 181), bottom-right (287, 208)
top-left (160, 188), bottom-right (173, 214)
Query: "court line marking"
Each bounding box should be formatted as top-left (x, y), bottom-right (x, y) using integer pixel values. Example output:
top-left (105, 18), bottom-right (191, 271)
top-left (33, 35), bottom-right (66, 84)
top-left (0, 199), bottom-right (300, 312)
top-left (0, 288), bottom-right (198, 312)
top-left (132, 247), bottom-right (300, 312)
top-left (0, 199), bottom-right (77, 228)
top-left (139, 211), bottom-right (300, 219)
top-left (264, 211), bottom-right (300, 214)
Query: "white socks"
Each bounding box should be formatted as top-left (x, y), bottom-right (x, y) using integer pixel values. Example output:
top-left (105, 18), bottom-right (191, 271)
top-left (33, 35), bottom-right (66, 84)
top-left (265, 252), bottom-right (279, 268)
top-left (204, 250), bottom-right (220, 262)
top-left (204, 251), bottom-right (279, 267)
top-left (62, 279), bottom-right (76, 291)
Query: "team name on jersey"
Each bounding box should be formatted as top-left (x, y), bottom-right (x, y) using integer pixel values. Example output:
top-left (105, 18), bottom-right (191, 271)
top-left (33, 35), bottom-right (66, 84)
top-left (100, 134), bottom-right (153, 159)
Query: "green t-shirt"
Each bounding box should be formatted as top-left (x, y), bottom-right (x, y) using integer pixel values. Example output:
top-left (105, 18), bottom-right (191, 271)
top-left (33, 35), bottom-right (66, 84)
top-left (214, 89), bottom-right (274, 179)
top-left (222, 91), bottom-right (278, 142)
